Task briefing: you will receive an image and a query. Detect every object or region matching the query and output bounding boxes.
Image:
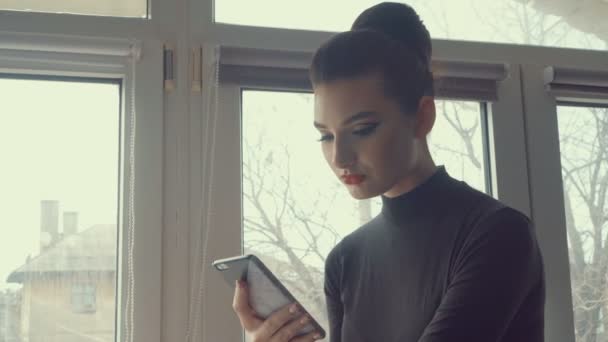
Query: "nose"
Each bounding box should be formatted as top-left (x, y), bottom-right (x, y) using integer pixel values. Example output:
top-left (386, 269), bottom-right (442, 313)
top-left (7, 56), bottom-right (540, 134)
top-left (332, 138), bottom-right (356, 170)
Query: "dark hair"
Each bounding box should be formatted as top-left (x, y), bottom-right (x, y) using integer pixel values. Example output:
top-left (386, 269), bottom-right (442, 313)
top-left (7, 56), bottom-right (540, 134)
top-left (352, 2), bottom-right (432, 66)
top-left (351, 2), bottom-right (434, 96)
top-left (309, 29), bottom-right (431, 115)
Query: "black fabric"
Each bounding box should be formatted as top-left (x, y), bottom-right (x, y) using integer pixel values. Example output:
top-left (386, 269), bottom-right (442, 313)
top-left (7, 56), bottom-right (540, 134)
top-left (324, 166), bottom-right (545, 342)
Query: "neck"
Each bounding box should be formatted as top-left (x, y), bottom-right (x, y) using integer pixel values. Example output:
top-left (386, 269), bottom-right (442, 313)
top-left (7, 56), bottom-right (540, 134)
top-left (383, 148), bottom-right (437, 198)
top-left (380, 164), bottom-right (452, 224)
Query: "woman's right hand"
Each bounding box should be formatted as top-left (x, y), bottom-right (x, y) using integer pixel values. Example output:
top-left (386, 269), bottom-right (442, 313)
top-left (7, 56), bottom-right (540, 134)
top-left (232, 280), bottom-right (323, 342)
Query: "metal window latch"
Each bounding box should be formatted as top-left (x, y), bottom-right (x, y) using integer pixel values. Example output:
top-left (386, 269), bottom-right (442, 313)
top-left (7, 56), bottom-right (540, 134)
top-left (191, 46), bottom-right (203, 92)
top-left (163, 43), bottom-right (175, 92)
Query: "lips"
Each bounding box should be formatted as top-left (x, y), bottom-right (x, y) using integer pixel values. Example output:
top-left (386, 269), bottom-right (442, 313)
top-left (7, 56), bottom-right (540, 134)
top-left (341, 174), bottom-right (366, 185)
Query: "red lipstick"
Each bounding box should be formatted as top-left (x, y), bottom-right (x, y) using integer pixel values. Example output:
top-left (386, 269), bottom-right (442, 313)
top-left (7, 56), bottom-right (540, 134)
top-left (341, 174), bottom-right (366, 185)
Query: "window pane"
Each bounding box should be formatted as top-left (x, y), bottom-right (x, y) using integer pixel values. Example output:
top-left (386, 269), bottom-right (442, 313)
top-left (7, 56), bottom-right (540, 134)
top-left (557, 105), bottom-right (608, 342)
top-left (216, 0), bottom-right (607, 51)
top-left (0, 77), bottom-right (120, 342)
top-left (241, 90), bottom-right (489, 333)
top-left (428, 101), bottom-right (488, 193)
top-left (0, 0), bottom-right (147, 18)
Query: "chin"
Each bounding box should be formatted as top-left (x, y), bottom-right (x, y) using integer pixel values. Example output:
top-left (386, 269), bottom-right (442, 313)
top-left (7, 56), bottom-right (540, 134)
top-left (347, 185), bottom-right (382, 200)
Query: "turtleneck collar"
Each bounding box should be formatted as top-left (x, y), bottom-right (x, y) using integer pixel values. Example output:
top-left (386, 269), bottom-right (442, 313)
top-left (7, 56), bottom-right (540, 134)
top-left (380, 166), bottom-right (454, 224)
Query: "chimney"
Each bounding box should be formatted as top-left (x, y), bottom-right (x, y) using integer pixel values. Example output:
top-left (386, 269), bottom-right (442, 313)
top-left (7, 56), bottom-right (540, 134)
top-left (63, 212), bottom-right (78, 235)
top-left (40, 200), bottom-right (59, 251)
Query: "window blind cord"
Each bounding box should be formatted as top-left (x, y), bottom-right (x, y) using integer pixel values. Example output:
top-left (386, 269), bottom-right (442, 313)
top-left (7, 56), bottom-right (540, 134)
top-left (186, 45), bottom-right (221, 342)
top-left (124, 48), bottom-right (137, 342)
top-left (201, 47), bottom-right (220, 340)
top-left (184, 43), bottom-right (207, 341)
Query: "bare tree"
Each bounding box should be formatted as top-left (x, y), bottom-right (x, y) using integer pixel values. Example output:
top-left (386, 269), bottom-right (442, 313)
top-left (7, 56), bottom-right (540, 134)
top-left (431, 101), bottom-right (483, 171)
top-left (242, 129), bottom-right (343, 323)
top-left (472, 0), bottom-right (571, 46)
top-left (241, 93), bottom-right (381, 329)
top-left (560, 107), bottom-right (608, 342)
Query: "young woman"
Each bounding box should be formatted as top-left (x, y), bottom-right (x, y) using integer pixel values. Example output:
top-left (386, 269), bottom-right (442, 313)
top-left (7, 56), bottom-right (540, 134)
top-left (232, 3), bottom-right (545, 342)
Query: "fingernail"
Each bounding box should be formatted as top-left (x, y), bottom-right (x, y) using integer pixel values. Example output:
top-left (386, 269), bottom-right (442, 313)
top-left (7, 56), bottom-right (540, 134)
top-left (289, 304), bottom-right (299, 314)
top-left (300, 316), bottom-right (310, 324)
top-left (236, 280), bottom-right (245, 288)
top-left (314, 333), bottom-right (321, 339)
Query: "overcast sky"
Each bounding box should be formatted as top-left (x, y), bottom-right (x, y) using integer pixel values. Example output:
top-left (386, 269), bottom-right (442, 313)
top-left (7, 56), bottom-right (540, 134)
top-left (0, 79), bottom-right (119, 290)
top-left (216, 0), bottom-right (606, 50)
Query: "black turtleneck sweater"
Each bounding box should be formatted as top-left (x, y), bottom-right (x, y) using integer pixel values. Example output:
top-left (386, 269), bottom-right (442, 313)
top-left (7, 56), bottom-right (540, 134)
top-left (324, 166), bottom-right (545, 342)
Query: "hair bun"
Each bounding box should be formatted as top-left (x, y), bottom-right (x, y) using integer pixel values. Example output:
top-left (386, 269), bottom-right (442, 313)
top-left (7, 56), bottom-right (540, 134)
top-left (352, 2), bottom-right (434, 95)
top-left (352, 2), bottom-right (432, 66)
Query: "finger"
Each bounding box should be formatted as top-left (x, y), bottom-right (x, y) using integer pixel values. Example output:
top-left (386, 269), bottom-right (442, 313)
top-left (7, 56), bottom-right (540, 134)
top-left (232, 280), bottom-right (263, 331)
top-left (258, 302), bottom-right (301, 340)
top-left (269, 314), bottom-right (316, 342)
top-left (290, 328), bottom-right (324, 342)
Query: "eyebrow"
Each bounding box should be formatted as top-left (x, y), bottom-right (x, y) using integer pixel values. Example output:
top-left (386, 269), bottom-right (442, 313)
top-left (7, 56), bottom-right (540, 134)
top-left (313, 111), bottom-right (378, 129)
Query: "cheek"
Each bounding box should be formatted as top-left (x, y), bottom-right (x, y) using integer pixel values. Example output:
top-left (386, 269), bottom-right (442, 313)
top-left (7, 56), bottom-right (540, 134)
top-left (371, 130), bottom-right (414, 174)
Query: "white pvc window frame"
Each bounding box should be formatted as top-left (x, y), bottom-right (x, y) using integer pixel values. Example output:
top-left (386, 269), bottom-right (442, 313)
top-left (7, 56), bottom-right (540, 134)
top-left (0, 0), bottom-right (170, 39)
top-left (0, 32), bottom-right (164, 342)
top-left (520, 61), bottom-right (608, 342)
top-left (0, 0), bottom-right (187, 340)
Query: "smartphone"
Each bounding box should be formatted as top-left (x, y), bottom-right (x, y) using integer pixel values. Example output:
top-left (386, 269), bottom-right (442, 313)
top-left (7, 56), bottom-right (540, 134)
top-left (212, 254), bottom-right (326, 339)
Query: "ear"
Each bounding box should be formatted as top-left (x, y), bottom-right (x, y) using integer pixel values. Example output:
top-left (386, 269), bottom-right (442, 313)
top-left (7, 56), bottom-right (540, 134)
top-left (415, 96), bottom-right (436, 139)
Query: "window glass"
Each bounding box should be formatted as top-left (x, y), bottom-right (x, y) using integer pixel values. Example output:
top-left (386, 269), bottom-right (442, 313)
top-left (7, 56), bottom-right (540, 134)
top-left (216, 0), bottom-right (607, 51)
top-left (0, 76), bottom-right (120, 342)
top-left (0, 0), bottom-right (147, 18)
top-left (557, 105), bottom-right (608, 342)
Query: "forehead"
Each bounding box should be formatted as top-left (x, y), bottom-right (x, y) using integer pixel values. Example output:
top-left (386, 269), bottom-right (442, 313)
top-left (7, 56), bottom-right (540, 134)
top-left (313, 73), bottom-right (399, 125)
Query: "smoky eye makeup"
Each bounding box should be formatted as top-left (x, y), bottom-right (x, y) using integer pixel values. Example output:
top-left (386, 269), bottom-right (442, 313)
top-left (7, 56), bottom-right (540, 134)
top-left (316, 128), bottom-right (333, 142)
top-left (316, 122), bottom-right (380, 142)
top-left (353, 122), bottom-right (380, 136)
top-left (317, 133), bottom-right (332, 142)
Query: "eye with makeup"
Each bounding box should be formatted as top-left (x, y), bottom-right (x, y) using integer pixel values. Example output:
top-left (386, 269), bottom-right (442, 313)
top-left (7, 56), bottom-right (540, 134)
top-left (317, 134), bottom-right (332, 142)
top-left (317, 122), bottom-right (380, 142)
top-left (353, 122), bottom-right (380, 136)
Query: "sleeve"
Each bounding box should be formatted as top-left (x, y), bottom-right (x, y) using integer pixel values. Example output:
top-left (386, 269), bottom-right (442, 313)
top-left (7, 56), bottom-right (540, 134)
top-left (324, 243), bottom-right (344, 342)
top-left (417, 208), bottom-right (544, 342)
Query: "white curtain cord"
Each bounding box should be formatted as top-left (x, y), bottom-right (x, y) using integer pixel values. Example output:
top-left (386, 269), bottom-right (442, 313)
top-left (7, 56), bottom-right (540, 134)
top-left (185, 44), bottom-right (221, 342)
top-left (124, 45), bottom-right (139, 342)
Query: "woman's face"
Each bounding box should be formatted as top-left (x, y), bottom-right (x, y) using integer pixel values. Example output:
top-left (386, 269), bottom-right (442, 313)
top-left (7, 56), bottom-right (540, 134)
top-left (313, 72), bottom-right (425, 199)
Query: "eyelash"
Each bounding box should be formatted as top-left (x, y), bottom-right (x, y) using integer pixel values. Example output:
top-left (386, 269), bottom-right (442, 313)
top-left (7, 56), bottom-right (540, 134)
top-left (317, 123), bottom-right (379, 142)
